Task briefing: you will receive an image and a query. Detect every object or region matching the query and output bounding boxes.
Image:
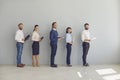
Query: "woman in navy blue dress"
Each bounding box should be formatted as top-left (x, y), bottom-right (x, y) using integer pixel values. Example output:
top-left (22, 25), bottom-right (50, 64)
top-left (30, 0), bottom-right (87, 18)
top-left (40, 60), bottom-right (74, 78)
top-left (32, 25), bottom-right (41, 67)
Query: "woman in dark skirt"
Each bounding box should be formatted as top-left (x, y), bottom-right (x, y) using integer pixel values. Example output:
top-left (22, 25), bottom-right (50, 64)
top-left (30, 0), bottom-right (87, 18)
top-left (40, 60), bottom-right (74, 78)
top-left (32, 25), bottom-right (41, 67)
top-left (32, 41), bottom-right (39, 55)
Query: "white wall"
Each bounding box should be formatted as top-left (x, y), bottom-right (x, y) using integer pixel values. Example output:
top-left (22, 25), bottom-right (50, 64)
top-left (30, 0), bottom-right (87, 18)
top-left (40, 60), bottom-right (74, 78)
top-left (0, 0), bottom-right (119, 65)
top-left (119, 0), bottom-right (120, 51)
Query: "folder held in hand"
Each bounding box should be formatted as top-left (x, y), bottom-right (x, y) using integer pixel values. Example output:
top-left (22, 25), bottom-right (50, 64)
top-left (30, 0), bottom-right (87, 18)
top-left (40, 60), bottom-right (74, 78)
top-left (25, 35), bottom-right (30, 41)
top-left (40, 36), bottom-right (44, 40)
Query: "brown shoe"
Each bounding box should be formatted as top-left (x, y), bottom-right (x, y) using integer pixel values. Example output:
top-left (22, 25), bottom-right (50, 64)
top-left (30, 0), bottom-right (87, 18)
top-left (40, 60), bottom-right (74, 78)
top-left (21, 64), bottom-right (25, 66)
top-left (17, 64), bottom-right (24, 67)
top-left (32, 63), bottom-right (35, 67)
top-left (36, 64), bottom-right (40, 67)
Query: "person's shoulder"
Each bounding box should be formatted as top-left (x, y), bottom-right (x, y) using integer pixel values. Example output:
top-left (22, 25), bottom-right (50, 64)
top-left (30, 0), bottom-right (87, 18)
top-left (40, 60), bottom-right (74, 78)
top-left (50, 29), bottom-right (55, 32)
top-left (82, 30), bottom-right (86, 33)
top-left (32, 31), bottom-right (37, 35)
top-left (16, 30), bottom-right (20, 33)
top-left (66, 33), bottom-right (70, 36)
top-left (81, 30), bottom-right (85, 35)
top-left (50, 29), bottom-right (52, 33)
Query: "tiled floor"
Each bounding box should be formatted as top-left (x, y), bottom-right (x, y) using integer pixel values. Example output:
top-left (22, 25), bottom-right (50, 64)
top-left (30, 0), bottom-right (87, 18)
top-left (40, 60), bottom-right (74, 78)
top-left (0, 65), bottom-right (120, 80)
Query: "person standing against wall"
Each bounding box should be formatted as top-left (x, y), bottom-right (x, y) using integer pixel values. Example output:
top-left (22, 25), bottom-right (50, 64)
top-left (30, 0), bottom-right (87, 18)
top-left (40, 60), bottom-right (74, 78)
top-left (32, 25), bottom-right (43, 67)
top-left (50, 22), bottom-right (62, 68)
top-left (81, 23), bottom-right (91, 67)
top-left (66, 27), bottom-right (73, 67)
top-left (15, 23), bottom-right (25, 67)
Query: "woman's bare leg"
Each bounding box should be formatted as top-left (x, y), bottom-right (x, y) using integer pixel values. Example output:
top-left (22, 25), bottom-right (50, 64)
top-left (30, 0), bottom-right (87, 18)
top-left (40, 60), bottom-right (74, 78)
top-left (35, 55), bottom-right (40, 67)
top-left (32, 55), bottom-right (35, 67)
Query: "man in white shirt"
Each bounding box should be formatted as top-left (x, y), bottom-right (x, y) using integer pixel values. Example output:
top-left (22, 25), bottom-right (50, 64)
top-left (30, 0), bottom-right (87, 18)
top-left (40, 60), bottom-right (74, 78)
top-left (81, 23), bottom-right (91, 67)
top-left (15, 23), bottom-right (25, 67)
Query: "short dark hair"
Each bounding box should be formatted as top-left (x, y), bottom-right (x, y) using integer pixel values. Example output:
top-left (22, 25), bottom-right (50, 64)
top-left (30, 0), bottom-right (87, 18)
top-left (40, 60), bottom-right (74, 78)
top-left (18, 23), bottom-right (23, 27)
top-left (84, 23), bottom-right (89, 27)
top-left (66, 27), bottom-right (72, 33)
top-left (52, 22), bottom-right (57, 28)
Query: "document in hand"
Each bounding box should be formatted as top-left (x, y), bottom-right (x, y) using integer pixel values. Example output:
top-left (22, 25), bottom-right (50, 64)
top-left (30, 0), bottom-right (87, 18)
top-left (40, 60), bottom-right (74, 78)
top-left (25, 35), bottom-right (30, 41)
top-left (58, 36), bottom-right (64, 39)
top-left (91, 37), bottom-right (96, 41)
top-left (40, 36), bottom-right (44, 40)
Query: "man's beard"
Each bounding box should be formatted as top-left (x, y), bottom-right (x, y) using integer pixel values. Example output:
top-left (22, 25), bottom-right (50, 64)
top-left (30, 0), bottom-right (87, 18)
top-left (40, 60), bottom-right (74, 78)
top-left (85, 28), bottom-right (89, 30)
top-left (19, 28), bottom-right (23, 30)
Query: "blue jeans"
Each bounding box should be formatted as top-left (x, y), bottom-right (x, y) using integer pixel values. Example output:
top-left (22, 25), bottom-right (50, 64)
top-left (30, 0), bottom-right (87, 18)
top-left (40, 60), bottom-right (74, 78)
top-left (50, 43), bottom-right (57, 65)
top-left (66, 43), bottom-right (72, 65)
top-left (16, 42), bottom-right (24, 65)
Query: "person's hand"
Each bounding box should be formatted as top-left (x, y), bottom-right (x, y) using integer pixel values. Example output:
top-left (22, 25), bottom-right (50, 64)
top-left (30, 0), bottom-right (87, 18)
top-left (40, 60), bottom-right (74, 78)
top-left (58, 37), bottom-right (64, 40)
top-left (39, 37), bottom-right (44, 42)
top-left (58, 38), bottom-right (62, 40)
top-left (88, 39), bottom-right (91, 41)
top-left (39, 39), bottom-right (42, 42)
top-left (84, 39), bottom-right (91, 42)
top-left (22, 38), bottom-right (25, 41)
top-left (71, 41), bottom-right (73, 44)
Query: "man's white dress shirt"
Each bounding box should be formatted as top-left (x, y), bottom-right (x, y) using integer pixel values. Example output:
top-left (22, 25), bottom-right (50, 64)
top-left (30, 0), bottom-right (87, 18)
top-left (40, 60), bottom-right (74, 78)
top-left (81, 30), bottom-right (91, 43)
top-left (15, 30), bottom-right (25, 43)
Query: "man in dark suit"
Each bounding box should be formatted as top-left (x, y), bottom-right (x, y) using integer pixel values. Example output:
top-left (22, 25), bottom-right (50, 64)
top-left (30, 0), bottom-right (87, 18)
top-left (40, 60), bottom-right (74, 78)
top-left (50, 22), bottom-right (62, 68)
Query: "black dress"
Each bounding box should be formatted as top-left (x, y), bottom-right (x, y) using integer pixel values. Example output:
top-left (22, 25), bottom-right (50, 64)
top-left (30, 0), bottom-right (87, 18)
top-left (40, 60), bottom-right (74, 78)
top-left (32, 41), bottom-right (39, 55)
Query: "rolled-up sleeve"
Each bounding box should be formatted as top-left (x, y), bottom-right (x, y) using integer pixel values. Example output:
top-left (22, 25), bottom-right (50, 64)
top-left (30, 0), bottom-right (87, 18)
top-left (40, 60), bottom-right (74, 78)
top-left (15, 31), bottom-right (21, 42)
top-left (81, 32), bottom-right (85, 42)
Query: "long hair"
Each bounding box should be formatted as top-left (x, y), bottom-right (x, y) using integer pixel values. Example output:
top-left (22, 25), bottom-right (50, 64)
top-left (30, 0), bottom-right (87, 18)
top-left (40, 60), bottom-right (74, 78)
top-left (33, 25), bottom-right (39, 32)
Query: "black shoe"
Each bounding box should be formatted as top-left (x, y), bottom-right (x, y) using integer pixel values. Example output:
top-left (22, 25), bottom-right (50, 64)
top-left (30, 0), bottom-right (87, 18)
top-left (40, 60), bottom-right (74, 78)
top-left (67, 64), bottom-right (72, 67)
top-left (50, 64), bottom-right (58, 67)
top-left (83, 63), bottom-right (89, 67)
top-left (54, 64), bottom-right (58, 67)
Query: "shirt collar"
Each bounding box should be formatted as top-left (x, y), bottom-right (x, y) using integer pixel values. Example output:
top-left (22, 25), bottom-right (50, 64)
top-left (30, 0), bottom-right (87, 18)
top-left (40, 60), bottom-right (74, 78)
top-left (67, 33), bottom-right (71, 34)
top-left (53, 28), bottom-right (57, 31)
top-left (18, 29), bottom-right (23, 32)
top-left (84, 30), bottom-right (89, 32)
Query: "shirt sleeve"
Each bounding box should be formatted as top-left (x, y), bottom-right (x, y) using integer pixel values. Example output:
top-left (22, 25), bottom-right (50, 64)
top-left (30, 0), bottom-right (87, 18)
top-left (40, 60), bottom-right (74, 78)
top-left (50, 30), bottom-right (56, 42)
top-left (81, 31), bottom-right (85, 42)
top-left (15, 31), bottom-right (21, 42)
top-left (32, 32), bottom-right (37, 41)
top-left (66, 34), bottom-right (71, 43)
